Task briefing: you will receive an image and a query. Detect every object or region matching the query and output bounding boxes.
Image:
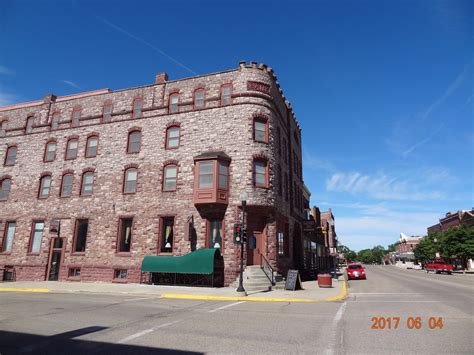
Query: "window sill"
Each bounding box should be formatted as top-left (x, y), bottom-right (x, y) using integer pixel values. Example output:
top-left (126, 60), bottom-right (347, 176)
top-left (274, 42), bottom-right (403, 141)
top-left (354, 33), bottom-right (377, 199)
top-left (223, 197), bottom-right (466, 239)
top-left (59, 195), bottom-right (72, 199)
top-left (158, 252), bottom-right (173, 256)
top-left (67, 277), bottom-right (81, 281)
top-left (85, 155), bottom-right (98, 159)
top-left (71, 252), bottom-right (85, 256)
top-left (122, 191), bottom-right (137, 195)
top-left (65, 158), bottom-right (77, 161)
top-left (27, 253), bottom-right (40, 256)
top-left (162, 189), bottom-right (177, 193)
top-left (126, 151), bottom-right (140, 154)
top-left (115, 252), bottom-right (131, 257)
top-left (165, 146), bottom-right (180, 150)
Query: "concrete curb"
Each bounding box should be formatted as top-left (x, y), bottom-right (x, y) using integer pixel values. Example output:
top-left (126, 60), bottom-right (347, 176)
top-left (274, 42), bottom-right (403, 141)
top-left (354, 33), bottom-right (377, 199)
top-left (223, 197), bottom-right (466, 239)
top-left (0, 276), bottom-right (349, 302)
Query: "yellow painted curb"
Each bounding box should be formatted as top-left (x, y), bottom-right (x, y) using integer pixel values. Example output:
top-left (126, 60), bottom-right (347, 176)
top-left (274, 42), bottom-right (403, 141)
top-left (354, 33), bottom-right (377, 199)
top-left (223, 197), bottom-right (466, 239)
top-left (0, 288), bottom-right (50, 293)
top-left (322, 274), bottom-right (348, 302)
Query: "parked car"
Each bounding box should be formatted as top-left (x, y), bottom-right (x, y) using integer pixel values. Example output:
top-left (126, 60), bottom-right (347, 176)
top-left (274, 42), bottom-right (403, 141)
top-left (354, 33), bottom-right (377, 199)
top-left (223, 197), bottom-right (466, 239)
top-left (424, 260), bottom-right (453, 274)
top-left (346, 263), bottom-right (366, 280)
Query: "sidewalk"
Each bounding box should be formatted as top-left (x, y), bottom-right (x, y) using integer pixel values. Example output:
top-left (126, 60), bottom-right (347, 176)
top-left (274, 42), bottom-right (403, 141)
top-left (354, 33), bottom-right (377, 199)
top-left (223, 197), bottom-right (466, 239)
top-left (0, 275), bottom-right (347, 303)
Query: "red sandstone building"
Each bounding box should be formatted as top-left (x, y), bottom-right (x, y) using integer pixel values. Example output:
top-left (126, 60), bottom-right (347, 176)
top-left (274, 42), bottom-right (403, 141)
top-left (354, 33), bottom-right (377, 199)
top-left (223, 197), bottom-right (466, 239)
top-left (0, 62), bottom-right (308, 286)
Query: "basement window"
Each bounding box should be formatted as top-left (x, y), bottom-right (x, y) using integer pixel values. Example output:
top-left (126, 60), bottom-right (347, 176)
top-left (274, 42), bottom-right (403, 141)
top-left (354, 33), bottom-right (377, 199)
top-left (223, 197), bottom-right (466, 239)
top-left (68, 268), bottom-right (81, 277)
top-left (114, 269), bottom-right (128, 279)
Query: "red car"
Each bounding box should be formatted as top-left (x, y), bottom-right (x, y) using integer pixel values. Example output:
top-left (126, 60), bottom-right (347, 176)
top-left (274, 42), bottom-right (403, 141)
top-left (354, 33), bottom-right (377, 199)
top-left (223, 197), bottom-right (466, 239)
top-left (424, 260), bottom-right (453, 274)
top-left (347, 263), bottom-right (366, 280)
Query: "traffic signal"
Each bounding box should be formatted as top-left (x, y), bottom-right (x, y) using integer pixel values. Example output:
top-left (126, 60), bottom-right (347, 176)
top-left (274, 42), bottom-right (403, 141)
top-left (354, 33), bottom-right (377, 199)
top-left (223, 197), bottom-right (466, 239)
top-left (233, 223), bottom-right (243, 244)
top-left (242, 227), bottom-right (247, 242)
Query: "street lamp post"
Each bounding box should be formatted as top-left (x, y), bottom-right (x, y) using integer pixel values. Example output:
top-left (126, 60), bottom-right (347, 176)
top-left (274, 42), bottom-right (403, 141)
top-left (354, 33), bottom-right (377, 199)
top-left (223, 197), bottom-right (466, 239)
top-left (237, 190), bottom-right (248, 295)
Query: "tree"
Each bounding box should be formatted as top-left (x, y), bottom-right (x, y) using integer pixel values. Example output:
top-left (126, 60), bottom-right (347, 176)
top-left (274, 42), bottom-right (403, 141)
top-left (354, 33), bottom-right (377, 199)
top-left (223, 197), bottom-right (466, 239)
top-left (357, 249), bottom-right (375, 264)
top-left (387, 241), bottom-right (399, 252)
top-left (338, 245), bottom-right (357, 262)
top-left (439, 226), bottom-right (474, 265)
top-left (414, 236), bottom-right (436, 262)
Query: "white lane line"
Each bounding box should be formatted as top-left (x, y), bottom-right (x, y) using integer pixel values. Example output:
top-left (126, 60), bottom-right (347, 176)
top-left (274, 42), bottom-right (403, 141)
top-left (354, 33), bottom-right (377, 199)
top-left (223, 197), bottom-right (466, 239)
top-left (333, 302), bottom-right (347, 322)
top-left (123, 297), bottom-right (153, 302)
top-left (324, 302), bottom-right (347, 355)
top-left (208, 301), bottom-right (246, 313)
top-left (118, 320), bottom-right (182, 344)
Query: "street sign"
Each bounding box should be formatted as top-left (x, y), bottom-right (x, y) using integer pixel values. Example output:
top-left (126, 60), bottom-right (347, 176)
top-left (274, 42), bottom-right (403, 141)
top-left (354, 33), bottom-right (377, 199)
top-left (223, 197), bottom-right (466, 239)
top-left (285, 269), bottom-right (303, 291)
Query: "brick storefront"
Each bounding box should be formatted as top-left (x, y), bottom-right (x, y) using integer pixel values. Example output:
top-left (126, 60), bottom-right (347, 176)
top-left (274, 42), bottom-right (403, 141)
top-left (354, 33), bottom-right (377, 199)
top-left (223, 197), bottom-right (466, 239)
top-left (0, 62), bottom-right (306, 286)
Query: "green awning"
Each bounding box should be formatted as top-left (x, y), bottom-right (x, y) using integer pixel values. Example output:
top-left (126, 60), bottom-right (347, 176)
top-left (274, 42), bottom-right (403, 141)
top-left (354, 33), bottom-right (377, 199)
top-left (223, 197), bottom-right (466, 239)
top-left (141, 248), bottom-right (221, 275)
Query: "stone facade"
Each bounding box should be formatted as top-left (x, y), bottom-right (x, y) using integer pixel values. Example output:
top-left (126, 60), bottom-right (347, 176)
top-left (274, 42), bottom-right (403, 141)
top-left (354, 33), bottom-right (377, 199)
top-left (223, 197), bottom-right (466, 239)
top-left (0, 62), bottom-right (306, 286)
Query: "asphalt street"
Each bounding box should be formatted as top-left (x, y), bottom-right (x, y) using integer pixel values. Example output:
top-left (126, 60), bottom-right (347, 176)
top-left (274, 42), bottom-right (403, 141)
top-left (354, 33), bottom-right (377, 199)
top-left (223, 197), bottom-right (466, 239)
top-left (0, 265), bottom-right (472, 354)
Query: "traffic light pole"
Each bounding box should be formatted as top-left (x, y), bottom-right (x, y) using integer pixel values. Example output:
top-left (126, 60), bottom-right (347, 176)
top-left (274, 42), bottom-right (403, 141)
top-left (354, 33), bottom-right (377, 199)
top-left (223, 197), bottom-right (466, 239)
top-left (236, 200), bottom-right (246, 294)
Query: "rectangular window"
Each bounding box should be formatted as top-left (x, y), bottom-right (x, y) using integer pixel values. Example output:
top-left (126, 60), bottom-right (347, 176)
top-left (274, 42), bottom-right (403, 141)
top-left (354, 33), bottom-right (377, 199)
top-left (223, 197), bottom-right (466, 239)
top-left (39, 176), bottom-right (52, 198)
top-left (128, 131), bottom-right (141, 153)
top-left (68, 268), bottom-right (81, 277)
top-left (73, 219), bottom-right (88, 252)
top-left (208, 220), bottom-right (223, 249)
top-left (160, 217), bottom-right (174, 253)
top-left (221, 85), bottom-right (231, 105)
top-left (103, 103), bottom-right (113, 122)
top-left (254, 121), bottom-right (266, 142)
top-left (278, 232), bottom-right (284, 256)
top-left (218, 161), bottom-right (228, 189)
top-left (61, 174), bottom-right (73, 197)
top-left (72, 110), bottom-right (81, 127)
top-left (133, 99), bottom-right (143, 119)
top-left (163, 165), bottom-right (177, 191)
top-left (81, 173), bottom-right (94, 196)
top-left (26, 117), bottom-right (34, 133)
top-left (45, 142), bottom-right (57, 162)
top-left (194, 90), bottom-right (205, 108)
top-left (169, 95), bottom-right (179, 113)
top-left (198, 161), bottom-right (214, 188)
top-left (51, 113), bottom-right (60, 130)
top-left (253, 160), bottom-right (266, 187)
top-left (66, 140), bottom-right (78, 160)
top-left (166, 127), bottom-right (180, 148)
top-left (30, 221), bottom-right (44, 253)
top-left (5, 146), bottom-right (17, 166)
top-left (2, 222), bottom-right (16, 253)
top-left (124, 169), bottom-right (138, 193)
top-left (86, 137), bottom-right (98, 157)
top-left (114, 269), bottom-right (128, 279)
top-left (118, 218), bottom-right (133, 253)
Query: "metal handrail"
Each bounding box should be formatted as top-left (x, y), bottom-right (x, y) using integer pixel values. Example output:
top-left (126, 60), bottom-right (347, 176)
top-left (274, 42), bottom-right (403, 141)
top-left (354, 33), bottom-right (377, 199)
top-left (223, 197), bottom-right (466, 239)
top-left (260, 254), bottom-right (275, 285)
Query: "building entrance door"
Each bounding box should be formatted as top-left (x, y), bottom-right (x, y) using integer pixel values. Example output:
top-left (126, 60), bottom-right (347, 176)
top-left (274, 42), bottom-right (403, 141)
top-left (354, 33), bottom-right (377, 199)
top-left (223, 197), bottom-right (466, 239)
top-left (46, 238), bottom-right (65, 281)
top-left (247, 231), bottom-right (265, 266)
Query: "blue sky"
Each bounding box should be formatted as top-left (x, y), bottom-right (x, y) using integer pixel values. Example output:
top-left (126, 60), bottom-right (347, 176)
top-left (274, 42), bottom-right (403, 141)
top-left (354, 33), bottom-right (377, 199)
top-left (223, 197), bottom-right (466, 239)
top-left (1, 0), bottom-right (472, 251)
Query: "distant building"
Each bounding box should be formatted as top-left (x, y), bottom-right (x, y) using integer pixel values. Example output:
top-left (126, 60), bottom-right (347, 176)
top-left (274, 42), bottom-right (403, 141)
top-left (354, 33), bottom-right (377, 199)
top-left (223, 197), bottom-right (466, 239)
top-left (427, 209), bottom-right (474, 234)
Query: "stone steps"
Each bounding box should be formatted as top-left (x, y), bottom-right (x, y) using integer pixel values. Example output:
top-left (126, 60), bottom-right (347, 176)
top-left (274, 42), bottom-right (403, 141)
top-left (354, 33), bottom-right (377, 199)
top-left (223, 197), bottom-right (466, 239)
top-left (231, 265), bottom-right (284, 292)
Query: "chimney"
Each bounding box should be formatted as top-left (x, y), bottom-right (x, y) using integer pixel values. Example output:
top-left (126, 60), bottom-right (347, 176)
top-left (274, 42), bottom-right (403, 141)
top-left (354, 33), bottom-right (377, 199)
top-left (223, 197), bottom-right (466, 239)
top-left (43, 94), bottom-right (57, 104)
top-left (155, 72), bottom-right (168, 84)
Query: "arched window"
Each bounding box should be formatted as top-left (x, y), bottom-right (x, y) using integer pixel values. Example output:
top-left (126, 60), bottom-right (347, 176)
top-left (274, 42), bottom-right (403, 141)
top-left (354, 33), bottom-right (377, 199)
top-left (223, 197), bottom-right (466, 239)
top-left (123, 168), bottom-right (138, 193)
top-left (194, 89), bottom-right (205, 109)
top-left (85, 135), bottom-right (99, 158)
top-left (81, 171), bottom-right (94, 196)
top-left (60, 173), bottom-right (74, 197)
top-left (102, 101), bottom-right (113, 123)
top-left (4, 146), bottom-right (17, 166)
top-left (127, 130), bottom-right (141, 153)
top-left (51, 112), bottom-right (60, 130)
top-left (44, 140), bottom-right (57, 162)
top-left (220, 84), bottom-right (232, 106)
top-left (169, 93), bottom-right (179, 113)
top-left (163, 165), bottom-right (177, 191)
top-left (166, 126), bottom-right (180, 149)
top-left (71, 108), bottom-right (81, 127)
top-left (253, 117), bottom-right (268, 143)
top-left (132, 98), bottom-right (143, 119)
top-left (25, 116), bottom-right (34, 134)
top-left (0, 177), bottom-right (11, 200)
top-left (38, 175), bottom-right (52, 198)
top-left (65, 138), bottom-right (79, 160)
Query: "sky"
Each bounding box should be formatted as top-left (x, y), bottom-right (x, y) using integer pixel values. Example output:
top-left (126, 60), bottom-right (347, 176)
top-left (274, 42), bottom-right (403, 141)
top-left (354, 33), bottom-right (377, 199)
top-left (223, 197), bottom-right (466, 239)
top-left (1, 0), bottom-right (472, 251)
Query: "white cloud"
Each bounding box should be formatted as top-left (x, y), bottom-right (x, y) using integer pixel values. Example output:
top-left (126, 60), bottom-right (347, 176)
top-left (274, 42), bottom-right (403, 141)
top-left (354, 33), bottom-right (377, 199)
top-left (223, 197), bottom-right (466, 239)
top-left (336, 210), bottom-right (440, 251)
top-left (0, 65), bottom-right (14, 76)
top-left (0, 90), bottom-right (17, 106)
top-left (60, 80), bottom-right (81, 90)
top-left (326, 171), bottom-right (444, 201)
